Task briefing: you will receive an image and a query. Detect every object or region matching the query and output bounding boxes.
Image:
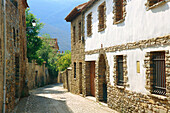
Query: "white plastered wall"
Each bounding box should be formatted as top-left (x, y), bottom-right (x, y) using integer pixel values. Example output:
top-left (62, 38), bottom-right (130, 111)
top-left (84, 0), bottom-right (170, 51)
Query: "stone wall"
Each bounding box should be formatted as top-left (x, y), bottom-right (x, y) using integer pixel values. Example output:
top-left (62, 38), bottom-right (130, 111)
top-left (0, 0), bottom-right (29, 112)
top-left (26, 61), bottom-right (49, 90)
top-left (70, 14), bottom-right (85, 95)
top-left (0, 0), bottom-right (3, 112)
top-left (84, 35), bottom-right (170, 112)
top-left (61, 68), bottom-right (72, 92)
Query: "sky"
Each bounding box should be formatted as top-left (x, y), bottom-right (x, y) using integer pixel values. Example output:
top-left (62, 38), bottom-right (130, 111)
top-left (27, 0), bottom-right (89, 51)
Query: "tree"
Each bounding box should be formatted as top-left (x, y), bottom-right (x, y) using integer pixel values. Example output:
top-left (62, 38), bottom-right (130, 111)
top-left (26, 8), bottom-right (44, 62)
top-left (56, 50), bottom-right (71, 72)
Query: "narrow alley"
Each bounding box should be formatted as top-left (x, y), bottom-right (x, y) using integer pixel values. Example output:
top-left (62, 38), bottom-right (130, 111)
top-left (14, 84), bottom-right (117, 113)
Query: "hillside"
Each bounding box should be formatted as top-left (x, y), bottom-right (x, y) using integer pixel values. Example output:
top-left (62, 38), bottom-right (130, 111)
top-left (28, 0), bottom-right (88, 51)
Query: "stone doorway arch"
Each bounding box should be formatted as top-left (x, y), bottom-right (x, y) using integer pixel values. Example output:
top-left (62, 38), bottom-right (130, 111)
top-left (96, 51), bottom-right (110, 103)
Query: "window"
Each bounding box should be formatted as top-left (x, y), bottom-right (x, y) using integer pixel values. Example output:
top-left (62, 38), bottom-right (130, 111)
top-left (115, 0), bottom-right (123, 22)
top-left (79, 22), bottom-right (81, 40)
top-left (10, 0), bottom-right (18, 8)
top-left (148, 0), bottom-right (164, 7)
top-left (116, 55), bottom-right (124, 86)
top-left (73, 26), bottom-right (76, 43)
top-left (74, 62), bottom-right (76, 78)
top-left (98, 2), bottom-right (106, 31)
top-left (151, 51), bottom-right (166, 95)
top-left (13, 27), bottom-right (16, 47)
top-left (22, 15), bottom-right (26, 27)
top-left (87, 13), bottom-right (92, 37)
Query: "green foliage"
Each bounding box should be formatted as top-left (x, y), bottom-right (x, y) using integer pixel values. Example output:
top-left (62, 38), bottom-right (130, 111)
top-left (56, 50), bottom-right (71, 72)
top-left (26, 9), bottom-right (71, 78)
top-left (26, 8), bottom-right (44, 62)
top-left (37, 34), bottom-right (71, 78)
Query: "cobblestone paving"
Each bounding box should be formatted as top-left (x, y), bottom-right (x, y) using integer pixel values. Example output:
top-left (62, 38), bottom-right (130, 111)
top-left (14, 84), bottom-right (118, 113)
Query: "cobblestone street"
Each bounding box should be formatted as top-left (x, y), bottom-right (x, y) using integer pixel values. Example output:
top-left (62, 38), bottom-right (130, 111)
top-left (14, 84), bottom-right (117, 113)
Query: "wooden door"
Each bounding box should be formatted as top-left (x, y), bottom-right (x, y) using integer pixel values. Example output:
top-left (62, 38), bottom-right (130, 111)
top-left (90, 62), bottom-right (95, 96)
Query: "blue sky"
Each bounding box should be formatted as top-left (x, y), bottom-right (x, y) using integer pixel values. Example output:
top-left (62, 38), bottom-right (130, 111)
top-left (27, 0), bottom-right (89, 51)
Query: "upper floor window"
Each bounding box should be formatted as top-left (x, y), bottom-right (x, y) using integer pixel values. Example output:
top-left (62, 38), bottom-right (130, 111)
top-left (87, 13), bottom-right (92, 37)
top-left (148, 0), bottom-right (164, 7)
top-left (10, 0), bottom-right (18, 8)
top-left (98, 2), bottom-right (106, 32)
top-left (22, 15), bottom-right (26, 27)
top-left (145, 0), bottom-right (168, 10)
top-left (79, 22), bottom-right (81, 40)
top-left (13, 27), bottom-right (16, 47)
top-left (113, 0), bottom-right (126, 24)
top-left (73, 26), bottom-right (76, 43)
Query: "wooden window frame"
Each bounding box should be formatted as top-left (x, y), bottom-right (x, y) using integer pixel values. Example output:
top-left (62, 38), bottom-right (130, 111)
top-left (73, 26), bottom-right (76, 43)
top-left (87, 12), bottom-right (92, 37)
top-left (145, 0), bottom-right (168, 10)
top-left (79, 22), bottom-right (81, 40)
top-left (113, 0), bottom-right (126, 24)
top-left (98, 2), bottom-right (106, 32)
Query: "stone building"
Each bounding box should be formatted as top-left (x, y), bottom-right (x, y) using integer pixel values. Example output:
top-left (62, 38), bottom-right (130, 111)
top-left (65, 3), bottom-right (87, 95)
top-left (26, 60), bottom-right (49, 90)
top-left (66, 0), bottom-right (170, 112)
top-left (0, 0), bottom-right (28, 112)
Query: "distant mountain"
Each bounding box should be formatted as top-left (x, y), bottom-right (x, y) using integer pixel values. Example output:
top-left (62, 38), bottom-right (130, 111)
top-left (28, 0), bottom-right (88, 52)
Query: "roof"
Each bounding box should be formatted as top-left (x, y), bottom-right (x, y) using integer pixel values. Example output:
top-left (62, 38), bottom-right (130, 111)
top-left (65, 0), bottom-right (97, 22)
top-left (23, 0), bottom-right (29, 8)
top-left (65, 2), bottom-right (88, 22)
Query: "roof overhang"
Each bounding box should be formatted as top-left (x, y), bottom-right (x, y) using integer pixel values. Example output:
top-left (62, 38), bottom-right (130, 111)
top-left (23, 0), bottom-right (29, 8)
top-left (65, 2), bottom-right (88, 22)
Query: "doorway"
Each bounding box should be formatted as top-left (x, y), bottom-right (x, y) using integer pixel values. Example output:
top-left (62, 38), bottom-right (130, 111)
top-left (98, 54), bottom-right (107, 102)
top-left (79, 62), bottom-right (83, 94)
top-left (90, 61), bottom-right (95, 97)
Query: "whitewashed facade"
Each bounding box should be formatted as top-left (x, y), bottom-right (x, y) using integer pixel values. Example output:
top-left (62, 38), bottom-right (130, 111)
top-left (84, 0), bottom-right (170, 94)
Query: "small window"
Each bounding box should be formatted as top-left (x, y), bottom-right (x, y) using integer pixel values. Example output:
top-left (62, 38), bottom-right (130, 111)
top-left (115, 0), bottom-right (123, 22)
top-left (73, 26), bottom-right (76, 43)
top-left (148, 0), bottom-right (164, 7)
top-left (87, 13), bottom-right (92, 37)
top-left (98, 2), bottom-right (106, 31)
top-left (151, 51), bottom-right (166, 96)
top-left (74, 62), bottom-right (76, 78)
top-left (10, 0), bottom-right (18, 8)
top-left (13, 27), bottom-right (16, 47)
top-left (79, 22), bottom-right (81, 40)
top-left (116, 55), bottom-right (124, 86)
top-left (22, 15), bottom-right (26, 27)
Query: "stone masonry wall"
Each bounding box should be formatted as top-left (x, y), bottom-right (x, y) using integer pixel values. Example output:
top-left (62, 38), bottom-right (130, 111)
top-left (85, 34), bottom-right (170, 113)
top-left (0, 0), bottom-right (3, 112)
top-left (26, 61), bottom-right (49, 90)
top-left (70, 14), bottom-right (85, 95)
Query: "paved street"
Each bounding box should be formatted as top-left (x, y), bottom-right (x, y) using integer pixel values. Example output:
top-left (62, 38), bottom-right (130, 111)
top-left (14, 84), bottom-right (118, 113)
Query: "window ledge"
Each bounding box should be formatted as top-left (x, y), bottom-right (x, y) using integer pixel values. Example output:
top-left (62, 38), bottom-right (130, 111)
top-left (115, 85), bottom-right (125, 89)
top-left (113, 19), bottom-right (125, 25)
top-left (149, 94), bottom-right (167, 100)
top-left (98, 27), bottom-right (106, 32)
top-left (146, 0), bottom-right (168, 10)
top-left (87, 33), bottom-right (92, 37)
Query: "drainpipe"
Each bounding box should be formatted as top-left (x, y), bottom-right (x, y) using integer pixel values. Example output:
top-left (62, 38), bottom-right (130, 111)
top-left (2, 0), bottom-right (7, 113)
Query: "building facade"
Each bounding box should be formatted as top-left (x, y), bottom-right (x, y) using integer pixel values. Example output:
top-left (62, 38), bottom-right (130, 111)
top-left (66, 0), bottom-right (170, 112)
top-left (0, 0), bottom-right (28, 112)
top-left (65, 3), bottom-right (86, 95)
